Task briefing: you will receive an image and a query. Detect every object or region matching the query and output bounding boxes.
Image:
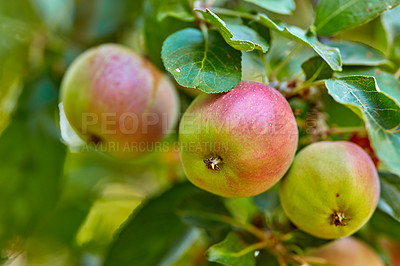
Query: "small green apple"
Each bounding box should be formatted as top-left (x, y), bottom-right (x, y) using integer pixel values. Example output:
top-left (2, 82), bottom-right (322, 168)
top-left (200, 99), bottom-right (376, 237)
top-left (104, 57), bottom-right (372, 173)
top-left (280, 141), bottom-right (380, 239)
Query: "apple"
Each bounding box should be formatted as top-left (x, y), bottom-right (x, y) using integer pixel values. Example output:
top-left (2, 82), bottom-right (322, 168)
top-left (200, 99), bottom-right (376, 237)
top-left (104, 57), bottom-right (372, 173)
top-left (60, 44), bottom-right (179, 158)
top-left (309, 237), bottom-right (384, 266)
top-left (179, 81), bottom-right (298, 198)
top-left (280, 141), bottom-right (380, 239)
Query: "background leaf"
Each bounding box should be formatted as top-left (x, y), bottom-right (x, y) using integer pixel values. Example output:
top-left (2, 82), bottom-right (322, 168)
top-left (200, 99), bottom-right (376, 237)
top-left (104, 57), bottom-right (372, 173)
top-left (0, 75), bottom-right (66, 248)
top-left (325, 76), bottom-right (400, 175)
top-left (0, 0), bottom-right (39, 135)
top-left (329, 41), bottom-right (389, 66)
top-left (244, 0), bottom-right (296, 15)
top-left (157, 0), bottom-right (195, 22)
top-left (314, 0), bottom-right (400, 36)
top-left (104, 182), bottom-right (201, 266)
top-left (378, 172), bottom-right (400, 221)
top-left (162, 28), bottom-right (242, 93)
top-left (301, 56), bottom-right (333, 81)
top-left (381, 5), bottom-right (400, 49)
top-left (255, 14), bottom-right (342, 71)
top-left (144, 0), bottom-right (192, 68)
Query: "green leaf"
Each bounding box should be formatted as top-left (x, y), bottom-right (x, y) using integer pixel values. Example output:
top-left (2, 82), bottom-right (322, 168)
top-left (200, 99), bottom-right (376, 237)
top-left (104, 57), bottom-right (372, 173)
top-left (282, 230), bottom-right (330, 249)
top-left (266, 33), bottom-right (315, 80)
top-left (253, 185), bottom-right (280, 214)
top-left (255, 250), bottom-right (280, 266)
top-left (337, 67), bottom-right (400, 102)
top-left (104, 182), bottom-right (201, 266)
top-left (381, 5), bottom-right (400, 49)
top-left (157, 0), bottom-right (195, 22)
top-left (325, 76), bottom-right (400, 175)
top-left (206, 232), bottom-right (256, 266)
top-left (244, 0), bottom-right (296, 15)
top-left (32, 0), bottom-right (74, 32)
top-left (369, 209), bottom-right (400, 242)
top-left (0, 0), bottom-right (39, 135)
top-left (224, 198), bottom-right (258, 224)
top-left (379, 171), bottom-right (400, 221)
top-left (314, 0), bottom-right (400, 36)
top-left (301, 56), bottom-right (333, 81)
top-left (255, 14), bottom-right (342, 71)
top-left (162, 28), bottom-right (242, 93)
top-left (177, 191), bottom-right (232, 229)
top-left (144, 0), bottom-right (192, 68)
top-left (0, 76), bottom-right (66, 247)
top-left (73, 0), bottom-right (138, 41)
top-left (329, 41), bottom-right (389, 66)
top-left (197, 9), bottom-right (269, 52)
top-left (392, 35), bottom-right (400, 64)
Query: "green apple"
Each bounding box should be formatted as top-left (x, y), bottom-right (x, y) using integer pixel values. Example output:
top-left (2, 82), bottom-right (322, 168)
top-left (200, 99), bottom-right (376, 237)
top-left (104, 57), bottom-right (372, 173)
top-left (280, 141), bottom-right (380, 239)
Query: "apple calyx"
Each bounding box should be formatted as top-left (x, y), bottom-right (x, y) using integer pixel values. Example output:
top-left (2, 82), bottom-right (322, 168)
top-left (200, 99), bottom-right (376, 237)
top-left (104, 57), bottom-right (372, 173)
top-left (204, 155), bottom-right (223, 171)
top-left (331, 211), bottom-right (350, 226)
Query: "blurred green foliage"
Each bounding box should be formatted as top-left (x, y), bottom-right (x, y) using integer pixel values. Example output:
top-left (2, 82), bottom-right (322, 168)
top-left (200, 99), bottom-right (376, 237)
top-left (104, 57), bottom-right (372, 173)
top-left (1, 0), bottom-right (400, 265)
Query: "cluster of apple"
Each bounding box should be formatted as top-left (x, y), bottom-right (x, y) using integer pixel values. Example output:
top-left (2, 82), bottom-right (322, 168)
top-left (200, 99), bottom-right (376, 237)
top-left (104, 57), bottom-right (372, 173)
top-left (60, 44), bottom-right (380, 245)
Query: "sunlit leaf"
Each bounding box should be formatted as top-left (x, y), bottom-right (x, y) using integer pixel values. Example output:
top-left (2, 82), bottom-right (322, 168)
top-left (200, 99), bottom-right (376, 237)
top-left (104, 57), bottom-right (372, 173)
top-left (162, 28), bottom-right (242, 93)
top-left (197, 9), bottom-right (269, 52)
top-left (315, 0), bottom-right (400, 35)
top-left (325, 76), bottom-right (400, 175)
top-left (244, 0), bottom-right (295, 15)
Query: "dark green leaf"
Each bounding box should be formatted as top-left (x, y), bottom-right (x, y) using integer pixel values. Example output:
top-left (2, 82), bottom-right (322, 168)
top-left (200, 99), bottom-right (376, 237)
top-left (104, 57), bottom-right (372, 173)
top-left (162, 28), bottom-right (242, 93)
top-left (197, 9), bottom-right (269, 52)
top-left (255, 249), bottom-right (280, 266)
top-left (177, 190), bottom-right (232, 229)
top-left (301, 56), bottom-right (333, 81)
top-left (104, 182), bottom-right (201, 266)
top-left (206, 232), bottom-right (256, 266)
top-left (314, 0), bottom-right (400, 36)
top-left (282, 230), bottom-right (330, 249)
top-left (144, 0), bottom-right (192, 68)
top-left (369, 209), bottom-right (400, 242)
top-left (379, 171), bottom-right (400, 221)
top-left (255, 14), bottom-right (342, 71)
top-left (244, 0), bottom-right (296, 15)
top-left (325, 76), bottom-right (400, 175)
top-left (329, 41), bottom-right (389, 66)
top-left (321, 91), bottom-right (364, 127)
